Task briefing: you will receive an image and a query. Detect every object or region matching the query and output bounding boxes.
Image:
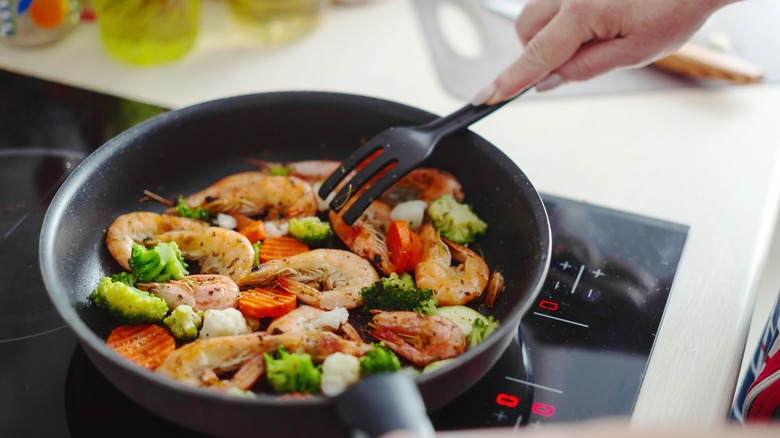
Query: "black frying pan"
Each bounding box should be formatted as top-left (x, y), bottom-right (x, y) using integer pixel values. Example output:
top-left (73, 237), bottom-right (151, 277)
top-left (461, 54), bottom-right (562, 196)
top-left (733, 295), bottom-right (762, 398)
top-left (39, 92), bottom-right (550, 437)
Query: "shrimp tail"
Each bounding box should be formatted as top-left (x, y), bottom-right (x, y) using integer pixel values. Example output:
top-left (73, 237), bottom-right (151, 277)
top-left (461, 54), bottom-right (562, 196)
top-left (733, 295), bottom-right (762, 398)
top-left (228, 352), bottom-right (266, 391)
top-left (277, 276), bottom-right (321, 307)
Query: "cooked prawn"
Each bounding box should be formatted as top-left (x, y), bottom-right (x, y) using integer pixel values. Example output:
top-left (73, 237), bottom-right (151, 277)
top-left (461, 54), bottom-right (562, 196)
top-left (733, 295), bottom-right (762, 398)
top-left (155, 332), bottom-right (269, 391)
top-left (155, 328), bottom-right (372, 389)
top-left (253, 160), bottom-right (341, 185)
top-left (379, 168), bottom-right (465, 207)
top-left (415, 223), bottom-right (489, 306)
top-left (328, 169), bottom-right (464, 274)
top-left (238, 249), bottom-right (379, 310)
top-left (182, 173), bottom-right (317, 221)
top-left (106, 212), bottom-right (209, 271)
top-left (266, 305), bottom-right (364, 343)
top-left (137, 275), bottom-right (240, 311)
top-left (266, 304), bottom-right (341, 334)
top-left (329, 199), bottom-right (395, 275)
top-left (174, 172), bottom-right (268, 208)
top-left (156, 227), bottom-right (255, 281)
top-left (368, 311), bottom-right (466, 367)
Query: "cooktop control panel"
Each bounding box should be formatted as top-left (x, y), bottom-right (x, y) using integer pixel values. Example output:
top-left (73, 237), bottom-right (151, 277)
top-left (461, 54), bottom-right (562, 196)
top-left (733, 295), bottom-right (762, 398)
top-left (431, 195), bottom-right (688, 430)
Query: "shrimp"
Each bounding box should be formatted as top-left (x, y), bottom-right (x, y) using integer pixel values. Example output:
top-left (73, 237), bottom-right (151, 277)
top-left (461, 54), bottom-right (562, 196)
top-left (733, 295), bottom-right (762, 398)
top-left (173, 172), bottom-right (317, 223)
top-left (253, 160), bottom-right (341, 186)
top-left (266, 305), bottom-right (364, 343)
top-left (255, 160), bottom-right (347, 212)
top-left (266, 304), bottom-right (342, 334)
top-left (329, 199), bottom-right (395, 276)
top-left (368, 311), bottom-right (466, 367)
top-left (155, 332), bottom-right (269, 391)
top-left (106, 211), bottom-right (209, 271)
top-left (328, 169), bottom-right (464, 275)
top-left (175, 171), bottom-right (268, 208)
top-left (137, 275), bottom-right (240, 311)
top-left (156, 328), bottom-right (372, 389)
top-left (379, 168), bottom-right (465, 207)
top-left (415, 223), bottom-right (489, 306)
top-left (238, 249), bottom-right (379, 310)
top-left (156, 227), bottom-right (255, 281)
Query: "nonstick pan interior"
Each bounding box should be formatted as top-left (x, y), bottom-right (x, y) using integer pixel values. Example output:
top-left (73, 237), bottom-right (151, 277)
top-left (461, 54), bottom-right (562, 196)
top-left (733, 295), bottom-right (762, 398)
top-left (40, 91), bottom-right (550, 437)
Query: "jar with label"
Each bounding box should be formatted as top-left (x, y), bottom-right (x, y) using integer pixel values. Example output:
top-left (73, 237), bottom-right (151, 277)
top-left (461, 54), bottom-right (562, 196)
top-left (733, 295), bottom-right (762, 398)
top-left (93, 0), bottom-right (202, 66)
top-left (228, 0), bottom-right (326, 46)
top-left (0, 0), bottom-right (81, 47)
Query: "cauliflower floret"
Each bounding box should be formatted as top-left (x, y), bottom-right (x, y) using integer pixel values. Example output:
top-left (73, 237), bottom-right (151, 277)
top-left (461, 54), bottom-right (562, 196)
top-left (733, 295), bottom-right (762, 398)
top-left (310, 307), bottom-right (349, 331)
top-left (264, 221), bottom-right (289, 238)
top-left (199, 308), bottom-right (251, 339)
top-left (390, 200), bottom-right (428, 233)
top-left (215, 213), bottom-right (237, 230)
top-left (320, 352), bottom-right (361, 396)
top-left (313, 181), bottom-right (336, 212)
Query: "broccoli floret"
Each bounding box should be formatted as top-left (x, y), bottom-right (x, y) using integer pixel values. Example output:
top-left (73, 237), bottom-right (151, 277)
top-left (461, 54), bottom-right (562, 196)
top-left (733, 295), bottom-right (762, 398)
top-left (110, 271), bottom-right (136, 287)
top-left (264, 346), bottom-right (321, 394)
top-left (359, 342), bottom-right (401, 377)
top-left (269, 166), bottom-right (292, 176)
top-left (163, 305), bottom-right (203, 341)
top-left (90, 277), bottom-right (168, 324)
top-left (467, 316), bottom-right (499, 347)
top-left (288, 216), bottom-right (333, 246)
top-left (360, 272), bottom-right (437, 315)
top-left (176, 197), bottom-right (210, 222)
top-left (427, 193), bottom-right (487, 244)
top-left (128, 242), bottom-right (189, 283)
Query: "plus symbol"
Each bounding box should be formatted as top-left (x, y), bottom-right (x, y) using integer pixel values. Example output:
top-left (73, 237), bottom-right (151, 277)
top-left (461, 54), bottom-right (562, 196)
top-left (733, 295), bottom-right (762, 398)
top-left (559, 261), bottom-right (572, 270)
top-left (592, 268), bottom-right (605, 278)
top-left (493, 411), bottom-right (508, 421)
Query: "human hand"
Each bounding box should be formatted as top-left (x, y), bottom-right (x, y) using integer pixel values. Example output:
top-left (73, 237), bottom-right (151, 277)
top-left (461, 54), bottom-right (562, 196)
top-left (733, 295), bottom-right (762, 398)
top-left (472, 0), bottom-right (740, 104)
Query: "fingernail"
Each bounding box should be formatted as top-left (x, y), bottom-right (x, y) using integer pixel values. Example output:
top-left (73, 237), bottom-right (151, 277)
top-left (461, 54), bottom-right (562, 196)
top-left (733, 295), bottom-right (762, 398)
top-left (536, 73), bottom-right (564, 92)
top-left (471, 83), bottom-right (497, 106)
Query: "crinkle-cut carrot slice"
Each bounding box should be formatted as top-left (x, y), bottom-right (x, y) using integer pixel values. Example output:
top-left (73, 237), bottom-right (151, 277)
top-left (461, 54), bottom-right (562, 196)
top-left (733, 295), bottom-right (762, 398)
top-left (238, 288), bottom-right (298, 319)
top-left (106, 324), bottom-right (176, 370)
top-left (257, 236), bottom-right (309, 263)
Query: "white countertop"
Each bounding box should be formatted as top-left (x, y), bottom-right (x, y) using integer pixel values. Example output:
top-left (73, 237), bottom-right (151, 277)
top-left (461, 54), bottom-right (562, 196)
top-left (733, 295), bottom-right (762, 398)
top-left (4, 0), bottom-right (780, 426)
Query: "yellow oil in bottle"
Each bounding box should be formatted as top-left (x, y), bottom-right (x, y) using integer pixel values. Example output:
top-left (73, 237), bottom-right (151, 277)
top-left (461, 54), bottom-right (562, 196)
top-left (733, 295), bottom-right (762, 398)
top-left (228, 0), bottom-right (324, 45)
top-left (94, 0), bottom-right (201, 66)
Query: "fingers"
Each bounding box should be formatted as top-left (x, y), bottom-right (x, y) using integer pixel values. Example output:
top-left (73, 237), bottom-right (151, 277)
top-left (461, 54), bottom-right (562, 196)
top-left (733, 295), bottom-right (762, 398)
top-left (552, 37), bottom-right (654, 83)
top-left (514, 0), bottom-right (562, 45)
top-left (479, 11), bottom-right (594, 104)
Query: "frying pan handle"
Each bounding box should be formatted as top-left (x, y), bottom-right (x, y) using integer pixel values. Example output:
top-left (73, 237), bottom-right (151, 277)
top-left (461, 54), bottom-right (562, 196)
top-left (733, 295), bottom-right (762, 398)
top-left (333, 372), bottom-right (436, 438)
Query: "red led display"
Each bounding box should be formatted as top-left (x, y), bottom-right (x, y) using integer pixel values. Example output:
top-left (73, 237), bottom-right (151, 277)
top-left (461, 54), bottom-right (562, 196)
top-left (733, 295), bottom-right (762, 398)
top-left (532, 402), bottom-right (555, 417)
top-left (495, 393), bottom-right (519, 408)
top-left (539, 300), bottom-right (558, 311)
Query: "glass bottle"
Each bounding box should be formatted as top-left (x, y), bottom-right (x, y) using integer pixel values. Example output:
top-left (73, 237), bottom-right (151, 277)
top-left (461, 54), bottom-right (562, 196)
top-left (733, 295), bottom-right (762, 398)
top-left (228, 0), bottom-right (326, 46)
top-left (93, 0), bottom-right (202, 66)
top-left (0, 0), bottom-right (81, 47)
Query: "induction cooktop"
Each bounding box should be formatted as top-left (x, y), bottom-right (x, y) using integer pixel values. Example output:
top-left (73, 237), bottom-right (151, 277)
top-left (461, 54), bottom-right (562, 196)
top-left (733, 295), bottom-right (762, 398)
top-left (0, 69), bottom-right (688, 436)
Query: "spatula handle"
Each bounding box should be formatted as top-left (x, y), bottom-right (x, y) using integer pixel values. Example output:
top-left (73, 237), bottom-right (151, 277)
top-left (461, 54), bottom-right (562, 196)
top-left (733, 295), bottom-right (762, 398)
top-left (421, 86), bottom-right (533, 139)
